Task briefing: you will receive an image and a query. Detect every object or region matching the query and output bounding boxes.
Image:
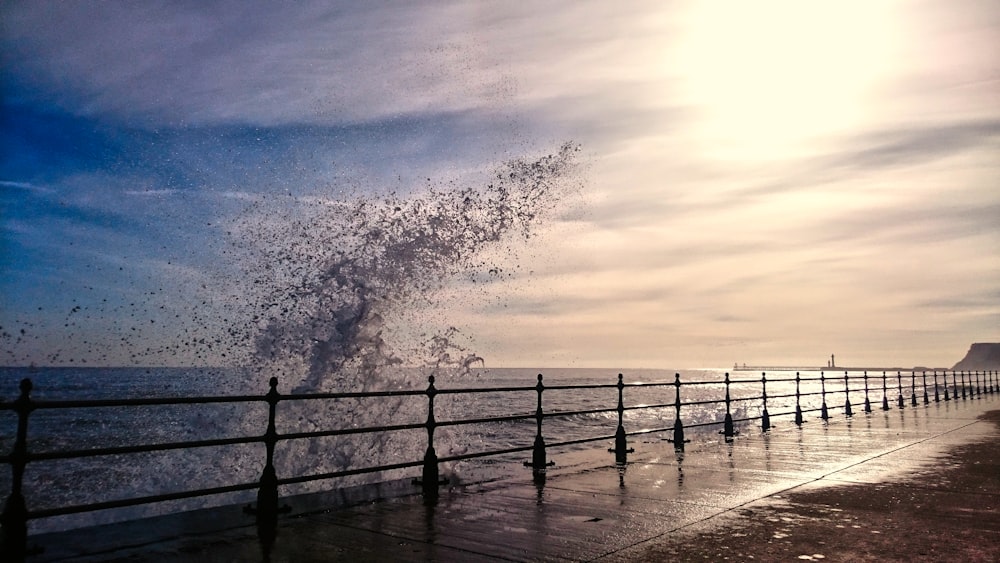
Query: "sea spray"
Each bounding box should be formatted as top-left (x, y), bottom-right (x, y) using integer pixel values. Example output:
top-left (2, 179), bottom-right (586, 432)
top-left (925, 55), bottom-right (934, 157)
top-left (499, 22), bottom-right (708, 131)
top-left (231, 142), bottom-right (581, 488)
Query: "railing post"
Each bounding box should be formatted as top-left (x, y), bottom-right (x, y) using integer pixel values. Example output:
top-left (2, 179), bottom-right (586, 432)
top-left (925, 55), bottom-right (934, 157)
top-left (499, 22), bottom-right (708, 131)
top-left (420, 375), bottom-right (445, 502)
top-left (667, 373), bottom-right (690, 449)
top-left (608, 374), bottom-right (634, 463)
top-left (245, 376), bottom-right (287, 548)
top-left (863, 371), bottom-right (872, 413)
top-left (944, 371), bottom-right (951, 401)
top-left (524, 374), bottom-right (553, 482)
top-left (722, 373), bottom-right (736, 439)
top-left (960, 371), bottom-right (967, 400)
top-left (922, 371), bottom-right (929, 405)
top-left (933, 371), bottom-right (940, 403)
top-left (1, 379), bottom-right (34, 560)
top-left (820, 371), bottom-right (829, 420)
top-left (910, 371), bottom-right (918, 407)
top-left (896, 371), bottom-right (905, 409)
top-left (881, 371), bottom-right (890, 411)
top-left (843, 371), bottom-right (853, 417)
top-left (760, 373), bottom-right (771, 431)
top-left (794, 372), bottom-right (804, 426)
top-left (975, 371), bottom-right (982, 398)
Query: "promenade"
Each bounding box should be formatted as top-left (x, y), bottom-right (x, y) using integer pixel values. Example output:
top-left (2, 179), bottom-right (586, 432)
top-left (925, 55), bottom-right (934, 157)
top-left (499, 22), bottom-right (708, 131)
top-left (31, 393), bottom-right (1000, 562)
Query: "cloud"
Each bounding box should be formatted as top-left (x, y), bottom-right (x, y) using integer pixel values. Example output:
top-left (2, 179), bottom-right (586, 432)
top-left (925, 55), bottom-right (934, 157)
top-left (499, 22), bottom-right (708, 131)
top-left (1, 1), bottom-right (509, 127)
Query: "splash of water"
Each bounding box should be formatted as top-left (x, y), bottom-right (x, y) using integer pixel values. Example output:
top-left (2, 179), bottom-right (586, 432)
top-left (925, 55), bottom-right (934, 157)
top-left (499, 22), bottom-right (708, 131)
top-left (236, 142), bottom-right (579, 392)
top-left (229, 143), bottom-right (581, 486)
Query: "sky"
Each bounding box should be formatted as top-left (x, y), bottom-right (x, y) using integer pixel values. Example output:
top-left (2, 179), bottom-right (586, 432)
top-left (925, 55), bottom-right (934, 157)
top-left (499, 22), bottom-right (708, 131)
top-left (2, 0), bottom-right (998, 370)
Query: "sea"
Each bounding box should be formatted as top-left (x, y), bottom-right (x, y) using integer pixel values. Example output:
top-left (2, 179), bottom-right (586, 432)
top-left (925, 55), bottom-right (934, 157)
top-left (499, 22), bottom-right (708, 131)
top-left (0, 364), bottom-right (868, 534)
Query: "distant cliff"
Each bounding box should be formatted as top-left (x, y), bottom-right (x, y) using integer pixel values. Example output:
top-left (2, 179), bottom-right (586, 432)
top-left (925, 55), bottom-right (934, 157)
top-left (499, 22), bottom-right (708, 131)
top-left (952, 343), bottom-right (1000, 370)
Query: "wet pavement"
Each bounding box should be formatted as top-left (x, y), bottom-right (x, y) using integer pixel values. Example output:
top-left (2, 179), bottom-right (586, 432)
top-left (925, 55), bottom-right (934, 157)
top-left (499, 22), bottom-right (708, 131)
top-left (29, 393), bottom-right (1000, 562)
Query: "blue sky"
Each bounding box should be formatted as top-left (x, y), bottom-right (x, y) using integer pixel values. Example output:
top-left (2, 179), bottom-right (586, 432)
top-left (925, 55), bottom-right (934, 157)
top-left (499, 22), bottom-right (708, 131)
top-left (2, 1), bottom-right (998, 369)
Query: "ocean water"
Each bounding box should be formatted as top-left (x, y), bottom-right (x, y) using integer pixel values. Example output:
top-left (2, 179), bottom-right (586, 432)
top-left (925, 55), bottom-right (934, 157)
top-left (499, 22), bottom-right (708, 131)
top-left (0, 364), bottom-right (892, 534)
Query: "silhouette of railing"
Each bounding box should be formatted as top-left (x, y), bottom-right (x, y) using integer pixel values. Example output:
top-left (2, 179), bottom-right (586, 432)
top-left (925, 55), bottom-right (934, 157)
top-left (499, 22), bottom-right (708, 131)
top-left (1, 369), bottom-right (997, 558)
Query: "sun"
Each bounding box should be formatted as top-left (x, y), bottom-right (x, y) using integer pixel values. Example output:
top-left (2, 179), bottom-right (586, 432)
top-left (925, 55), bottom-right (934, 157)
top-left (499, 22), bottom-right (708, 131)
top-left (672, 0), bottom-right (897, 159)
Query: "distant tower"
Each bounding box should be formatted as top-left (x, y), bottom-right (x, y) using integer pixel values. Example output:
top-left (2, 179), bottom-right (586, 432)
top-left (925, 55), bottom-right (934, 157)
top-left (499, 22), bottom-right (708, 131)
top-left (831, 354), bottom-right (835, 368)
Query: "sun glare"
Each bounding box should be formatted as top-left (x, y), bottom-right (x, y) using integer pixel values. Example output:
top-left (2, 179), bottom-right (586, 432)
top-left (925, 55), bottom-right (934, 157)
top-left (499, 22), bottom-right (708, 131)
top-left (672, 1), bottom-right (897, 159)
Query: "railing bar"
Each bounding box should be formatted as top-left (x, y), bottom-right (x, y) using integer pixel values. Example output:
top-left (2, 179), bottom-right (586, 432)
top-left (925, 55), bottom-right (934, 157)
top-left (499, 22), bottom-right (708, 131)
top-left (435, 386), bottom-right (538, 395)
top-left (438, 444), bottom-right (537, 464)
top-left (280, 422), bottom-right (426, 441)
top-left (622, 403), bottom-right (674, 412)
top-left (277, 460), bottom-right (424, 486)
top-left (546, 433), bottom-right (618, 449)
top-left (541, 407), bottom-right (617, 418)
top-left (686, 420), bottom-right (723, 429)
top-left (436, 413), bottom-right (537, 428)
top-left (28, 435), bottom-right (264, 462)
top-left (619, 382), bottom-right (677, 389)
top-left (283, 389), bottom-right (426, 400)
top-left (539, 383), bottom-right (620, 391)
top-left (28, 481), bottom-right (259, 519)
top-left (32, 395), bottom-right (262, 409)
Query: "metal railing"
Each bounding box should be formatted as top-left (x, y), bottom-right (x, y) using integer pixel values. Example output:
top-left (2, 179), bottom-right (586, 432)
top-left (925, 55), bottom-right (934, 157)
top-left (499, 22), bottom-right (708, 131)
top-left (1, 368), bottom-right (997, 558)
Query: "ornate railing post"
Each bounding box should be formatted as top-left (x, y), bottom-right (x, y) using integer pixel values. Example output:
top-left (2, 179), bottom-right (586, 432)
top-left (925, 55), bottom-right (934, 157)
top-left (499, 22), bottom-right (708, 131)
top-left (794, 372), bottom-right (804, 426)
top-left (974, 371), bottom-right (982, 398)
top-left (667, 373), bottom-right (690, 449)
top-left (910, 371), bottom-right (918, 407)
top-left (820, 371), bottom-right (829, 420)
top-left (524, 374), bottom-right (553, 482)
top-left (417, 375), bottom-right (447, 502)
top-left (933, 371), bottom-right (940, 403)
top-left (245, 376), bottom-right (288, 550)
top-left (863, 371), bottom-right (872, 413)
top-left (944, 371), bottom-right (951, 401)
top-left (921, 371), bottom-right (929, 405)
top-left (960, 371), bottom-right (967, 400)
top-left (760, 373), bottom-right (771, 431)
top-left (608, 374), bottom-right (634, 464)
top-left (896, 371), bottom-right (905, 409)
top-left (843, 371), bottom-right (853, 417)
top-left (1, 379), bottom-right (34, 559)
top-left (881, 371), bottom-right (890, 411)
top-left (722, 373), bottom-right (736, 439)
